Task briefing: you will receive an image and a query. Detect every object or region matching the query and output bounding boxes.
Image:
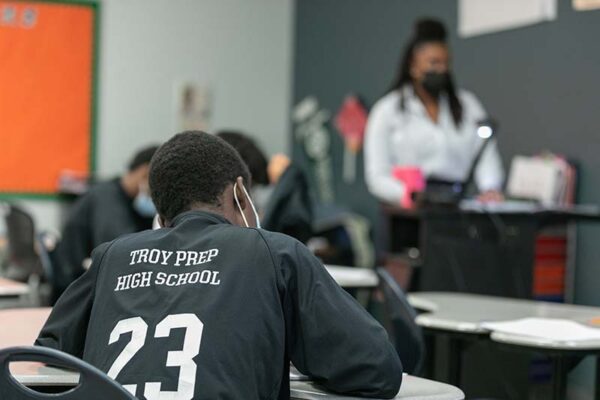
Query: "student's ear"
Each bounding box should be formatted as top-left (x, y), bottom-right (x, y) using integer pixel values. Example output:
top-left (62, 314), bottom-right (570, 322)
top-left (234, 176), bottom-right (248, 211)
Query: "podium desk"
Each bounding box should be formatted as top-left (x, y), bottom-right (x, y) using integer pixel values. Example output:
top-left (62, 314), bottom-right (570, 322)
top-left (383, 202), bottom-right (600, 300)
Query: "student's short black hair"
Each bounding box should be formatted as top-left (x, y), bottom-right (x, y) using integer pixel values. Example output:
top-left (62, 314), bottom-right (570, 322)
top-left (128, 145), bottom-right (160, 171)
top-left (216, 131), bottom-right (269, 185)
top-left (149, 131), bottom-right (251, 221)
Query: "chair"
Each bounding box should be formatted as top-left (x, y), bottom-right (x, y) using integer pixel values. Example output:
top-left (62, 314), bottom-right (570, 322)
top-left (3, 204), bottom-right (43, 282)
top-left (376, 267), bottom-right (425, 375)
top-left (35, 231), bottom-right (58, 286)
top-left (0, 346), bottom-right (136, 400)
top-left (1, 204), bottom-right (56, 305)
top-left (311, 204), bottom-right (375, 268)
top-left (262, 164), bottom-right (314, 244)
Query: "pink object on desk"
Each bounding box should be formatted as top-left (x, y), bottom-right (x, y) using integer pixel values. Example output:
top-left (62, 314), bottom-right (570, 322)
top-left (392, 166), bottom-right (425, 208)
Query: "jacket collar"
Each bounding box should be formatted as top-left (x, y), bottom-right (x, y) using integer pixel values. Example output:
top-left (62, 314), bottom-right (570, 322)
top-left (170, 210), bottom-right (232, 227)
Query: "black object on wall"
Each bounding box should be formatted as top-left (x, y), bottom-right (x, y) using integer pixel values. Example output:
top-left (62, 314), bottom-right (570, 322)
top-left (292, 0), bottom-right (600, 305)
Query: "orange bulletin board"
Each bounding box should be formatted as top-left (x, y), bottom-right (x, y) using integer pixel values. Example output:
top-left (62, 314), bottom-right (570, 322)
top-left (0, 0), bottom-right (98, 196)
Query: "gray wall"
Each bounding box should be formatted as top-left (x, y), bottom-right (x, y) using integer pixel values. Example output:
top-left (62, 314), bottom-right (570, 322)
top-left (293, 0), bottom-right (600, 305)
top-left (21, 0), bottom-right (294, 233)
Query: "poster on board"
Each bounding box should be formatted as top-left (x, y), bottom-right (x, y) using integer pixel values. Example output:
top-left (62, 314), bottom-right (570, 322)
top-left (0, 1), bottom-right (98, 195)
top-left (334, 95), bottom-right (368, 184)
top-left (459, 0), bottom-right (557, 37)
top-left (174, 82), bottom-right (212, 133)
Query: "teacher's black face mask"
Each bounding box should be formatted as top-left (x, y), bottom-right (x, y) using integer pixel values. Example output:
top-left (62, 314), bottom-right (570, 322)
top-left (421, 71), bottom-right (449, 98)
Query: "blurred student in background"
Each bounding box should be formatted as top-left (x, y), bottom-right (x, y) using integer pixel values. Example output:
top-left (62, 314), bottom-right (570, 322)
top-left (51, 145), bottom-right (159, 300)
top-left (217, 131), bottom-right (313, 243)
top-left (364, 18), bottom-right (504, 206)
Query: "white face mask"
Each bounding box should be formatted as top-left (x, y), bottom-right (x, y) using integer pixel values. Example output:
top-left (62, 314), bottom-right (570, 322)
top-left (133, 190), bottom-right (157, 218)
top-left (233, 181), bottom-right (261, 229)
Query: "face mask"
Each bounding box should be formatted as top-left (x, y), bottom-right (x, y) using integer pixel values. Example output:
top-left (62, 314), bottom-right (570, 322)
top-left (134, 191), bottom-right (157, 218)
top-left (421, 71), bottom-right (449, 98)
top-left (233, 182), bottom-right (261, 229)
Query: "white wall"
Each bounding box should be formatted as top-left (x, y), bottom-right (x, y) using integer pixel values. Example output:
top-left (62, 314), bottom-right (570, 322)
top-left (20, 0), bottom-right (294, 232)
top-left (98, 0), bottom-right (294, 176)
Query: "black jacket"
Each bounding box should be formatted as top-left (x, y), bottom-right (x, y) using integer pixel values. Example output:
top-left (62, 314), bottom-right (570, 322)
top-left (52, 179), bottom-right (153, 298)
top-left (37, 211), bottom-right (402, 399)
top-left (262, 164), bottom-right (313, 244)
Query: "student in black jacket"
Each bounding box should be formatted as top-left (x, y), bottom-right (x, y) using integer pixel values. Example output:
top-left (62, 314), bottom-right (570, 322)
top-left (37, 131), bottom-right (402, 400)
top-left (51, 145), bottom-right (159, 301)
top-left (217, 130), bottom-right (313, 243)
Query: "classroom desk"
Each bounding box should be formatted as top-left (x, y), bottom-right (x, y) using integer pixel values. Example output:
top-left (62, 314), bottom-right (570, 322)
top-left (12, 365), bottom-right (79, 386)
top-left (0, 277), bottom-right (29, 297)
top-left (0, 277), bottom-right (31, 309)
top-left (383, 203), bottom-right (600, 300)
top-left (324, 265), bottom-right (378, 289)
top-left (0, 308), bottom-right (51, 349)
top-left (324, 265), bottom-right (378, 307)
top-left (408, 292), bottom-right (600, 400)
top-left (290, 378), bottom-right (463, 400)
top-left (12, 368), bottom-right (464, 400)
top-left (5, 306), bottom-right (463, 400)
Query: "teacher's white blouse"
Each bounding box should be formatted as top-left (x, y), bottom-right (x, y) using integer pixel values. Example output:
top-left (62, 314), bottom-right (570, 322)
top-left (364, 86), bottom-right (504, 204)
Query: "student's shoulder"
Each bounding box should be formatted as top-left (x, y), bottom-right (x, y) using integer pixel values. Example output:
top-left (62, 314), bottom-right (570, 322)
top-left (65, 180), bottom-right (117, 213)
top-left (253, 229), bottom-right (313, 266)
top-left (208, 223), bottom-right (278, 248)
top-left (254, 228), bottom-right (301, 248)
top-left (86, 178), bottom-right (119, 194)
top-left (81, 178), bottom-right (122, 205)
top-left (91, 228), bottom-right (159, 257)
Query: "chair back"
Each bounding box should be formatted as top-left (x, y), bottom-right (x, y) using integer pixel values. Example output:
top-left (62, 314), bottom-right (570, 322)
top-left (377, 267), bottom-right (425, 375)
top-left (0, 346), bottom-right (136, 400)
top-left (4, 205), bottom-right (42, 282)
top-left (35, 232), bottom-right (56, 284)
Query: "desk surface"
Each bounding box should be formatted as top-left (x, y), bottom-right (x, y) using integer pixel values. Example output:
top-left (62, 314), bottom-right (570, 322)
top-left (408, 292), bottom-right (600, 350)
top-left (382, 202), bottom-right (600, 221)
top-left (324, 265), bottom-right (378, 288)
top-left (12, 368), bottom-right (463, 400)
top-left (0, 277), bottom-right (29, 297)
top-left (0, 308), bottom-right (50, 349)
top-left (290, 377), bottom-right (463, 400)
top-left (6, 306), bottom-right (462, 399)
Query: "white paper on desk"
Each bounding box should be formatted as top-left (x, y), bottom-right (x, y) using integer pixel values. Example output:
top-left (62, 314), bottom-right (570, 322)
top-left (506, 156), bottom-right (565, 206)
top-left (460, 199), bottom-right (539, 213)
top-left (482, 318), bottom-right (600, 342)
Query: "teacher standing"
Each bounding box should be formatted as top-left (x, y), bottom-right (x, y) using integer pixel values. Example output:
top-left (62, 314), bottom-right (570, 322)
top-left (364, 19), bottom-right (504, 205)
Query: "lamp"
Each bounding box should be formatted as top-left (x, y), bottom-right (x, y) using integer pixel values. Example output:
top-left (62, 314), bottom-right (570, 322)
top-left (462, 118), bottom-right (498, 193)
